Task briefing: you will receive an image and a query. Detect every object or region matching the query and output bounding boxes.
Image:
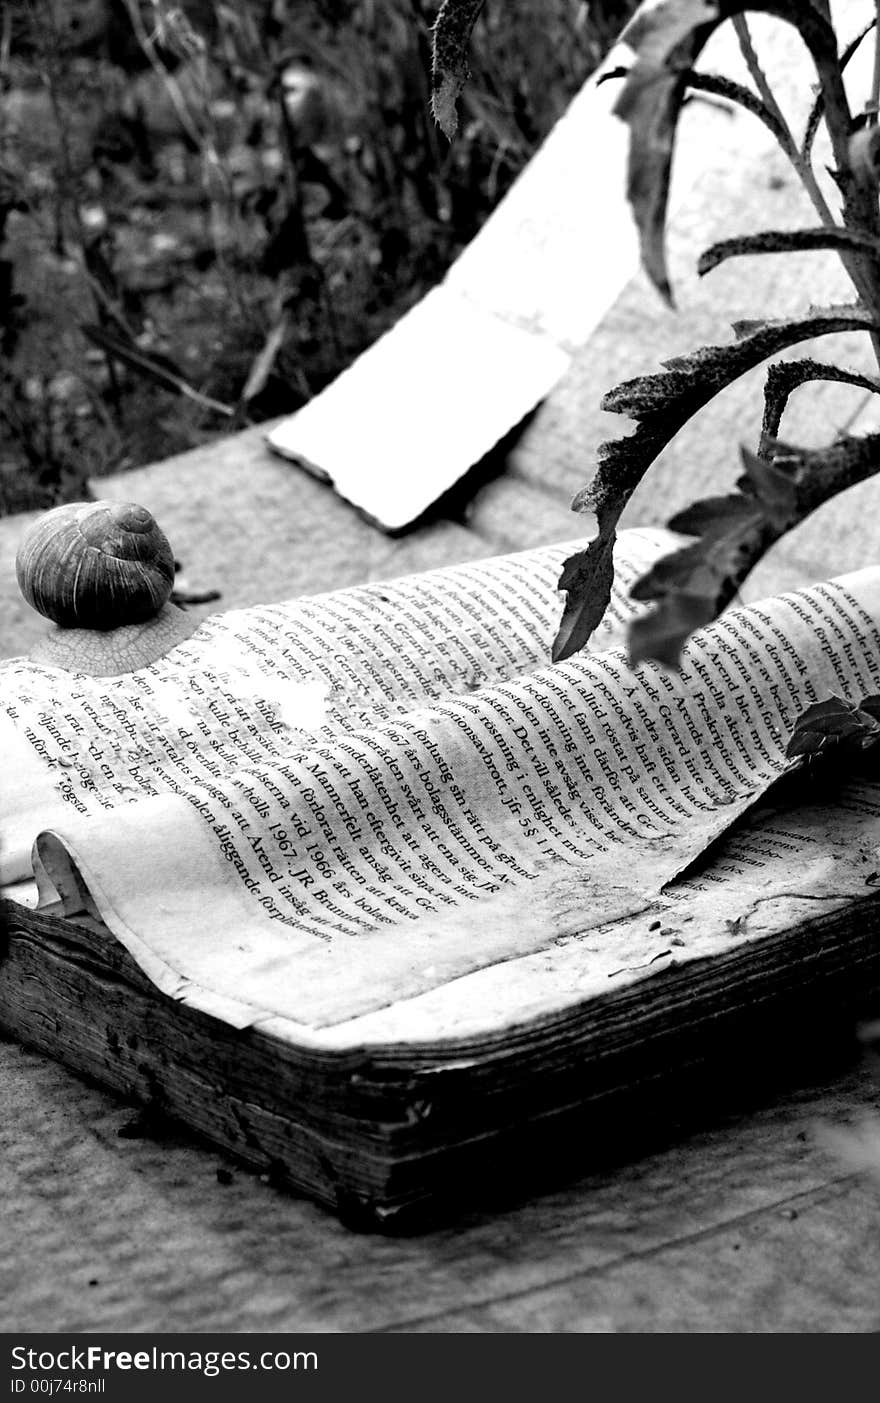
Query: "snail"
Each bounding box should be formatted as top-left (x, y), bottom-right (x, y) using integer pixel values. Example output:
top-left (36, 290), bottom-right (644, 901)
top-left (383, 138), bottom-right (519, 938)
top-left (15, 499), bottom-right (198, 676)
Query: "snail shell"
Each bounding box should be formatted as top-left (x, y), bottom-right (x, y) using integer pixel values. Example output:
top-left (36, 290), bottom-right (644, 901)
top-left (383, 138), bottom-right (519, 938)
top-left (16, 500), bottom-right (175, 630)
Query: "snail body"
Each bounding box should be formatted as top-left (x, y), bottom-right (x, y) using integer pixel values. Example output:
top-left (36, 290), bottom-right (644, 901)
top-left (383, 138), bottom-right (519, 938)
top-left (16, 500), bottom-right (175, 630)
top-left (16, 499), bottom-right (198, 675)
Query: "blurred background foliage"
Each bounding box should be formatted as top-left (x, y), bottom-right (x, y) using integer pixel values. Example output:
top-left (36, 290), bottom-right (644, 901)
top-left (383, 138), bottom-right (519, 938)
top-left (0, 0), bottom-right (636, 512)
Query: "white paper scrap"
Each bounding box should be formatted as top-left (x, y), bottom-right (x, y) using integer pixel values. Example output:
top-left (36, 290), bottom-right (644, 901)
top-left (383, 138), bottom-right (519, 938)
top-left (266, 286), bottom-right (570, 532)
top-left (264, 12), bottom-right (789, 532)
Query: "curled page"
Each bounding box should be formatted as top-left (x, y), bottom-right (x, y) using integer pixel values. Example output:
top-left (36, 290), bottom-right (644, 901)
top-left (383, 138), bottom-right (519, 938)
top-left (5, 536), bottom-right (880, 1029)
top-left (0, 527), bottom-right (672, 887)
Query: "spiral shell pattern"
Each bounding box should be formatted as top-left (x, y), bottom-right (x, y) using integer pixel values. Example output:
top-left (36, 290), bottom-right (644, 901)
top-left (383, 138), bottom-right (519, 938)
top-left (16, 500), bottom-right (175, 630)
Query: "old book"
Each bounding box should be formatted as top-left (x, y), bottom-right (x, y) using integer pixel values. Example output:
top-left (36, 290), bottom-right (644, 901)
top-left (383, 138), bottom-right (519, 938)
top-left (3, 526), bottom-right (880, 1228)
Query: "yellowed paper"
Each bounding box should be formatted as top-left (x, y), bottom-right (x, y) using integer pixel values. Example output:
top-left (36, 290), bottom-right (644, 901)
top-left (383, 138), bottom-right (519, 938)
top-left (0, 526), bottom-right (673, 886)
top-left (5, 535), bottom-right (880, 1032)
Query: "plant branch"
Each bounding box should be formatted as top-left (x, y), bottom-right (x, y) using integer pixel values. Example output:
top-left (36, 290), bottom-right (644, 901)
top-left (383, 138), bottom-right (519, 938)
top-left (870, 1), bottom-right (880, 125)
top-left (803, 19), bottom-right (876, 162)
top-left (731, 15), bottom-right (836, 228)
top-left (746, 6), bottom-right (880, 373)
top-left (681, 69), bottom-right (791, 147)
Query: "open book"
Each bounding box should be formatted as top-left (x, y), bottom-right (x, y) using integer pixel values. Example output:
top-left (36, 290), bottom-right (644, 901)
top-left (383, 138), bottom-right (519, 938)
top-left (3, 527), bottom-right (880, 1226)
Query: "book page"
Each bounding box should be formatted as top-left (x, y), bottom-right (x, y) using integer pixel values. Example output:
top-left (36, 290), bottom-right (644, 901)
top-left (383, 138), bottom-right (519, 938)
top-left (15, 564), bottom-right (880, 1030)
top-left (308, 776), bottom-right (880, 1049)
top-left (0, 527), bottom-right (673, 887)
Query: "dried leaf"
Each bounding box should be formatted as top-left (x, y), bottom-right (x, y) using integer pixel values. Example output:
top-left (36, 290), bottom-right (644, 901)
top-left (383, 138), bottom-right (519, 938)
top-left (629, 521), bottom-right (761, 601)
top-left (738, 445), bottom-right (798, 530)
top-left (591, 304), bottom-right (880, 513)
top-left (698, 226), bottom-right (880, 277)
top-left (666, 493), bottom-right (760, 536)
top-left (555, 306), bottom-right (880, 664)
top-left (767, 429), bottom-right (880, 514)
top-left (786, 694), bottom-right (880, 759)
top-left (625, 592), bottom-right (724, 667)
top-left (628, 592), bottom-right (718, 669)
top-left (552, 535), bottom-right (616, 664)
top-left (602, 305), bottom-right (876, 431)
top-left (624, 429), bottom-right (880, 668)
top-left (626, 507), bottom-right (772, 667)
top-left (430, 0), bottom-right (487, 139)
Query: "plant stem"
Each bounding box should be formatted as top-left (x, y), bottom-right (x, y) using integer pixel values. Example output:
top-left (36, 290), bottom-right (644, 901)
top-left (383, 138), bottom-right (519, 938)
top-left (870, 1), bottom-right (880, 125)
top-left (734, 11), bottom-right (880, 374)
top-left (809, 5), bottom-right (880, 374)
top-left (732, 15), bottom-right (836, 229)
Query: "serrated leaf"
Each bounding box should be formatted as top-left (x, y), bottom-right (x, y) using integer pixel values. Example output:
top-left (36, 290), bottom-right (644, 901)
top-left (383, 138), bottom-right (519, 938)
top-left (591, 305), bottom-right (877, 520)
top-left (786, 694), bottom-right (880, 759)
top-left (614, 1), bottom-right (838, 301)
top-left (738, 445), bottom-right (798, 530)
top-left (766, 429), bottom-right (880, 514)
top-left (627, 544), bottom-right (711, 602)
top-left (698, 227), bottom-right (879, 277)
top-left (556, 306), bottom-right (880, 666)
top-left (667, 493), bottom-right (761, 536)
top-left (628, 593), bottom-right (717, 669)
top-left (622, 427), bottom-right (880, 669)
top-left (430, 0), bottom-right (486, 139)
top-left (604, 305), bottom-right (876, 423)
top-left (552, 536), bottom-right (616, 663)
top-left (625, 505), bottom-right (771, 667)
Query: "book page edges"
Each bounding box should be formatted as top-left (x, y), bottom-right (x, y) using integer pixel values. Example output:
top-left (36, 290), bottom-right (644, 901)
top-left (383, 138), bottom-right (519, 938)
top-left (27, 780), bottom-right (880, 1054)
top-left (16, 566), bottom-right (880, 1040)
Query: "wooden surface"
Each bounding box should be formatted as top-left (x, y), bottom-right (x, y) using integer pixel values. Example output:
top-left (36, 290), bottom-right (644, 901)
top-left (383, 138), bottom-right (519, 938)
top-left (4, 14), bottom-right (880, 1332)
